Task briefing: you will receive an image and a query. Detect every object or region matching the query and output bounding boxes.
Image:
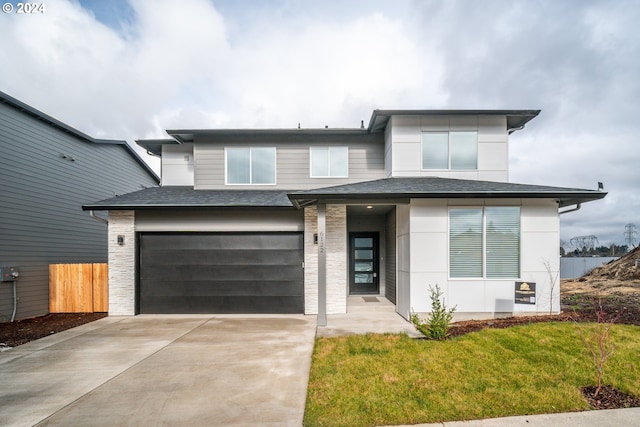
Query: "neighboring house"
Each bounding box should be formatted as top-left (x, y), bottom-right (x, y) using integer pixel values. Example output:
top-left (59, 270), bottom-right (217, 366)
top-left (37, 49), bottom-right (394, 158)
top-left (0, 91), bottom-right (159, 321)
top-left (83, 110), bottom-right (606, 320)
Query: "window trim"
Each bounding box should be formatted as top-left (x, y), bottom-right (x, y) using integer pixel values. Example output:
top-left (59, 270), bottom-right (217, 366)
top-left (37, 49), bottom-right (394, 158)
top-left (421, 131), bottom-right (478, 171)
top-left (448, 206), bottom-right (521, 280)
top-left (309, 146), bottom-right (349, 178)
top-left (224, 146), bottom-right (277, 185)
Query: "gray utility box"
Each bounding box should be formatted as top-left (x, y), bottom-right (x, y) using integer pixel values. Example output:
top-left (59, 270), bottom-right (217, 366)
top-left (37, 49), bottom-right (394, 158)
top-left (0, 266), bottom-right (19, 282)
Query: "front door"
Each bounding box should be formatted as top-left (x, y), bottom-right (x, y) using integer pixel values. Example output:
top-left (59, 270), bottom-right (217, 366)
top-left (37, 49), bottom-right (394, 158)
top-left (349, 232), bottom-right (379, 294)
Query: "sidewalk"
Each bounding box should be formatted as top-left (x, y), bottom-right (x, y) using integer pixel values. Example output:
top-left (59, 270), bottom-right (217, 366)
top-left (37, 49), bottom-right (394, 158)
top-left (388, 407), bottom-right (640, 426)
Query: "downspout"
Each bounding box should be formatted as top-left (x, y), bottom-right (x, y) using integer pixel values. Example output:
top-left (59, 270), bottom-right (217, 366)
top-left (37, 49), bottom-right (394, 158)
top-left (559, 203), bottom-right (581, 215)
top-left (89, 210), bottom-right (109, 224)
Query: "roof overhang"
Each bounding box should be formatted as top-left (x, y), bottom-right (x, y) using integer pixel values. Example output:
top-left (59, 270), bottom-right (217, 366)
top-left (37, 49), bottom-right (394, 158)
top-left (287, 177), bottom-right (606, 209)
top-left (367, 109), bottom-right (541, 133)
top-left (165, 128), bottom-right (370, 144)
top-left (136, 139), bottom-right (178, 156)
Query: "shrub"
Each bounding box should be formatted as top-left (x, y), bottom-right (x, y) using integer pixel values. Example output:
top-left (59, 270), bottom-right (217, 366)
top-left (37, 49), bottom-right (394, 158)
top-left (411, 284), bottom-right (456, 340)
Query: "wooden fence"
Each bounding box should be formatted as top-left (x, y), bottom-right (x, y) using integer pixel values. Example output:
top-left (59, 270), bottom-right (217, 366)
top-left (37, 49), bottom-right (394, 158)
top-left (49, 263), bottom-right (108, 313)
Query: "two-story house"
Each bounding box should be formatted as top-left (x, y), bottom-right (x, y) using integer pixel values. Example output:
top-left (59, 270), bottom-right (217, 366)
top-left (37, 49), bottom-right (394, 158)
top-left (83, 109), bottom-right (606, 320)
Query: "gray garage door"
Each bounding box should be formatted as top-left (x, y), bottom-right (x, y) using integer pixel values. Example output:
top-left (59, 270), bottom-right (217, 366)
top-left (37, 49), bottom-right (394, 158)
top-left (139, 233), bottom-right (304, 314)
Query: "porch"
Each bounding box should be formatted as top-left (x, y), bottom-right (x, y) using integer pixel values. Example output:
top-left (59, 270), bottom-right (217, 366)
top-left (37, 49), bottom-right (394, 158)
top-left (316, 296), bottom-right (421, 338)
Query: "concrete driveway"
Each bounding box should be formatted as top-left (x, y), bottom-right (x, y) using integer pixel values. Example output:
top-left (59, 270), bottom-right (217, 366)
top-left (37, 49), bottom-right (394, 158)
top-left (0, 314), bottom-right (317, 427)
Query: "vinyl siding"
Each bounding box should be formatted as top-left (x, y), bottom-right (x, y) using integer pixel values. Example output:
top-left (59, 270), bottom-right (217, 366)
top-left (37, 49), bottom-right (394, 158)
top-left (0, 101), bottom-right (158, 321)
top-left (193, 133), bottom-right (385, 189)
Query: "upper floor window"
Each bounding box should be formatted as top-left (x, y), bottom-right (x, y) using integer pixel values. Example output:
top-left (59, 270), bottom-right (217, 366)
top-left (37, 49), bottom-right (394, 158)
top-left (310, 146), bottom-right (348, 177)
top-left (422, 132), bottom-right (477, 170)
top-left (449, 206), bottom-right (520, 279)
top-left (226, 147), bottom-right (276, 185)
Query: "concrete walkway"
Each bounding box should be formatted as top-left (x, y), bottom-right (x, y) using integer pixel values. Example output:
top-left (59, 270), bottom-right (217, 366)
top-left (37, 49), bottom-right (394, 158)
top-left (388, 407), bottom-right (640, 426)
top-left (0, 314), bottom-right (317, 427)
top-left (318, 296), bottom-right (422, 337)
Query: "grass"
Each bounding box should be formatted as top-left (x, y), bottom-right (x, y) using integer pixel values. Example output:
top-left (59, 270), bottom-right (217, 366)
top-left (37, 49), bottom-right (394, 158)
top-left (304, 323), bottom-right (640, 427)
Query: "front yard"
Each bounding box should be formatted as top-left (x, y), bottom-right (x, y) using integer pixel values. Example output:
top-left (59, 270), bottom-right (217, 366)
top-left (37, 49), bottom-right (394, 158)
top-left (304, 322), bottom-right (640, 427)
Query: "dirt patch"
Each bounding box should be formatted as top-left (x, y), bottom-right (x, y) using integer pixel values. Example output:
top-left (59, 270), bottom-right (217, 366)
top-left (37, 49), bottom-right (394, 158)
top-left (0, 313), bottom-right (107, 348)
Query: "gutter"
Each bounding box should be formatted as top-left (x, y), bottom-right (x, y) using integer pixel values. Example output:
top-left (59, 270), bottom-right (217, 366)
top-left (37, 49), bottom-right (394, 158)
top-left (89, 210), bottom-right (108, 224)
top-left (559, 203), bottom-right (581, 215)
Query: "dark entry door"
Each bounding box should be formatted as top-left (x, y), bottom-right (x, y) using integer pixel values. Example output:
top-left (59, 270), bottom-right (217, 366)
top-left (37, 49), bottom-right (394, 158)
top-left (349, 232), bottom-right (379, 294)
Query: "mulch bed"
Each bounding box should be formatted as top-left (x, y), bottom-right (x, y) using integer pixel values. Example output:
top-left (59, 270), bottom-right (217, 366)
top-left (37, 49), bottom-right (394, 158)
top-left (581, 385), bottom-right (640, 409)
top-left (0, 312), bottom-right (107, 347)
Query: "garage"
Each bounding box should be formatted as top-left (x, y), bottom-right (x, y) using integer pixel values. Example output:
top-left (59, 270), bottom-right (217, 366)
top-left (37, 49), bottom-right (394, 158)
top-left (138, 232), bottom-right (304, 314)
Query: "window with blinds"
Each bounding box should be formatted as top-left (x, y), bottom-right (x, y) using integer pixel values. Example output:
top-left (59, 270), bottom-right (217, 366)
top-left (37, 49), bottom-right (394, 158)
top-left (449, 207), bottom-right (521, 279)
top-left (486, 207), bottom-right (520, 278)
top-left (449, 208), bottom-right (483, 278)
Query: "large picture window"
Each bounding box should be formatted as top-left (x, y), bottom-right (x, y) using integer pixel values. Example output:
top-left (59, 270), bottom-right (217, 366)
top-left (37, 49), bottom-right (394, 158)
top-left (422, 131), bottom-right (478, 170)
top-left (310, 146), bottom-right (348, 177)
top-left (226, 147), bottom-right (276, 185)
top-left (449, 207), bottom-right (520, 278)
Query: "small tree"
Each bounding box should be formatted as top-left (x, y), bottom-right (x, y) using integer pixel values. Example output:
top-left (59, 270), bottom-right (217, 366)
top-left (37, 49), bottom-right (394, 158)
top-left (580, 297), bottom-right (623, 397)
top-left (411, 284), bottom-right (456, 340)
top-left (542, 258), bottom-right (559, 315)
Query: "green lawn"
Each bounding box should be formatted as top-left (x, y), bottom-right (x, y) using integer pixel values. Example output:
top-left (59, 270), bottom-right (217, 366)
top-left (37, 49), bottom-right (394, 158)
top-left (304, 323), bottom-right (640, 427)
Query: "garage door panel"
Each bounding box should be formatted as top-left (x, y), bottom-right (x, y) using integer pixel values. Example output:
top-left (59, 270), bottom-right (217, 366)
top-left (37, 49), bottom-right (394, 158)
top-left (142, 249), bottom-right (302, 267)
top-left (140, 280), bottom-right (303, 297)
top-left (141, 296), bottom-right (303, 314)
top-left (142, 265), bottom-right (303, 282)
top-left (139, 233), bottom-right (304, 314)
top-left (142, 234), bottom-right (301, 251)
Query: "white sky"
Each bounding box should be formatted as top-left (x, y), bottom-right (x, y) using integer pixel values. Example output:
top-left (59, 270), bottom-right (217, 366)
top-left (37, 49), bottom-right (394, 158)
top-left (1, 0), bottom-right (638, 248)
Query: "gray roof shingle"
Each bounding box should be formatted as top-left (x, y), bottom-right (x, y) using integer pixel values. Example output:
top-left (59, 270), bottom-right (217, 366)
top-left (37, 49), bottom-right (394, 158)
top-left (287, 177), bottom-right (606, 208)
top-left (83, 177), bottom-right (606, 210)
top-left (82, 186), bottom-right (294, 210)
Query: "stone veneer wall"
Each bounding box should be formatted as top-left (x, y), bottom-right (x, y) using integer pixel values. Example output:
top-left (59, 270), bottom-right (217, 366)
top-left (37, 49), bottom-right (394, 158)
top-left (304, 205), bottom-right (347, 314)
top-left (108, 210), bottom-right (136, 315)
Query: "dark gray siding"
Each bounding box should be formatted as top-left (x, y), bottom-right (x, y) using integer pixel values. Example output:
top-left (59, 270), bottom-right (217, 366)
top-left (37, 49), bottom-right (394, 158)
top-left (0, 102), bottom-right (157, 321)
top-left (385, 208), bottom-right (397, 304)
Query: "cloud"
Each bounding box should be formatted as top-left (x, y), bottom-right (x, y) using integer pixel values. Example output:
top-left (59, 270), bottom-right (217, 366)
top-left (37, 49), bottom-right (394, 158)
top-left (0, 0), bottom-right (638, 245)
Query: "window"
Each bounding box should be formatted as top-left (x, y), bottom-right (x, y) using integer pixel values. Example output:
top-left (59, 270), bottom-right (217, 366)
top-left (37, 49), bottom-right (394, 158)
top-left (310, 147), bottom-right (348, 177)
top-left (226, 147), bottom-right (276, 184)
top-left (422, 132), bottom-right (477, 170)
top-left (449, 207), bottom-right (520, 278)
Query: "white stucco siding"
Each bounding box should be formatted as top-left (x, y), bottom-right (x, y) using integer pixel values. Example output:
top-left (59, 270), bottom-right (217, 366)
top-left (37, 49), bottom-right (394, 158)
top-left (161, 143), bottom-right (194, 186)
top-left (520, 199), bottom-right (561, 314)
top-left (396, 204), bottom-right (411, 319)
top-left (406, 198), bottom-right (560, 317)
top-left (387, 115), bottom-right (509, 181)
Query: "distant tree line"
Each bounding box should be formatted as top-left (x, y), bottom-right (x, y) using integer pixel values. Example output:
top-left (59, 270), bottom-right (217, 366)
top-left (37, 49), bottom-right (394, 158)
top-left (561, 244), bottom-right (628, 257)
